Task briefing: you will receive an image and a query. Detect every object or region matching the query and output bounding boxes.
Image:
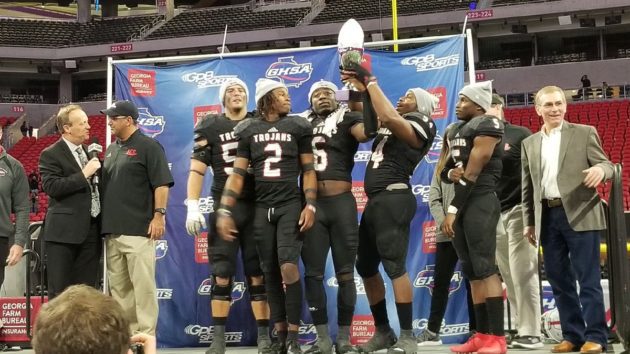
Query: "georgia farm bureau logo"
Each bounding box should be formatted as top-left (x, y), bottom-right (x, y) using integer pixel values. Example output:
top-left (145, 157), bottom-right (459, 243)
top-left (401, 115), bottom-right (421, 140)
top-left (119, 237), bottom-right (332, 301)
top-left (181, 71), bottom-right (238, 89)
top-left (155, 240), bottom-right (168, 260)
top-left (424, 133), bottom-right (443, 164)
top-left (413, 265), bottom-right (463, 296)
top-left (326, 276), bottom-right (366, 295)
top-left (184, 325), bottom-right (243, 344)
top-left (413, 319), bottom-right (469, 336)
top-left (401, 53), bottom-right (460, 72)
top-left (137, 108), bottom-right (165, 138)
top-left (272, 321), bottom-right (317, 345)
top-left (265, 56), bottom-right (313, 88)
top-left (197, 279), bottom-right (246, 303)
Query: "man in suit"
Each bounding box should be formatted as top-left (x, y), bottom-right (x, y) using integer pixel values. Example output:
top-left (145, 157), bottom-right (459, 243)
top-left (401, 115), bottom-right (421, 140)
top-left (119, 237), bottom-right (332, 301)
top-left (39, 104), bottom-right (102, 299)
top-left (522, 86), bottom-right (613, 354)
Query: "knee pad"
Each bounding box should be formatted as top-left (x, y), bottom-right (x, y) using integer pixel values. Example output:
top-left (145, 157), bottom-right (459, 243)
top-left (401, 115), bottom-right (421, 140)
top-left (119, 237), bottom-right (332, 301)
top-left (212, 257), bottom-right (236, 279)
top-left (211, 280), bottom-right (232, 302)
top-left (356, 259), bottom-right (379, 279)
top-left (336, 274), bottom-right (357, 326)
top-left (382, 259), bottom-right (407, 280)
top-left (249, 284), bottom-right (267, 302)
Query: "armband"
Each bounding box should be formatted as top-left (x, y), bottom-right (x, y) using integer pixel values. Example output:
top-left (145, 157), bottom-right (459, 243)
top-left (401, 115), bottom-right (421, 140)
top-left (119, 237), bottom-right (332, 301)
top-left (232, 167), bottom-right (247, 177)
top-left (216, 208), bottom-right (232, 217)
top-left (222, 189), bottom-right (239, 199)
top-left (189, 169), bottom-right (205, 177)
top-left (302, 163), bottom-right (315, 172)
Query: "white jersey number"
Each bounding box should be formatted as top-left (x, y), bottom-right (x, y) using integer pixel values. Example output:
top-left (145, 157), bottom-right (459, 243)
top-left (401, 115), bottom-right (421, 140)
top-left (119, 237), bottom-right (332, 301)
top-left (221, 141), bottom-right (239, 175)
top-left (263, 143), bottom-right (282, 177)
top-left (312, 136), bottom-right (328, 172)
top-left (370, 136), bottom-right (389, 169)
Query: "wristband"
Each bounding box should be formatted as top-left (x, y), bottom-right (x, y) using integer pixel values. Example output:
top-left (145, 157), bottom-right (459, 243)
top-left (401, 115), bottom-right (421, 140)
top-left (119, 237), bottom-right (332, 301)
top-left (216, 208), bottom-right (232, 217)
top-left (187, 199), bottom-right (199, 213)
top-left (306, 204), bottom-right (316, 213)
top-left (447, 205), bottom-right (458, 215)
top-left (450, 176), bottom-right (475, 209)
top-left (366, 80), bottom-right (377, 89)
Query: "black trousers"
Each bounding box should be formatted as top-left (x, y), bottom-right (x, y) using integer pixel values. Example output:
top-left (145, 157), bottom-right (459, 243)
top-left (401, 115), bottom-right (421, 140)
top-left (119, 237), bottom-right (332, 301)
top-left (45, 221), bottom-right (101, 299)
top-left (0, 238), bottom-right (8, 288)
top-left (427, 241), bottom-right (476, 334)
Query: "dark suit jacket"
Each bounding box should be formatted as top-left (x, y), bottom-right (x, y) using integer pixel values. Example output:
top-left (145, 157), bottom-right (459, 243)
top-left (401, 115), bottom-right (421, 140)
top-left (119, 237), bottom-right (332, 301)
top-left (39, 139), bottom-right (101, 244)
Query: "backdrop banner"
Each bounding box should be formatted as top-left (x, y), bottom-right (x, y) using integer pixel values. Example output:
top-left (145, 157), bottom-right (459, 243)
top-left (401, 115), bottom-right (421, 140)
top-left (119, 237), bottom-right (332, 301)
top-left (113, 36), bottom-right (469, 348)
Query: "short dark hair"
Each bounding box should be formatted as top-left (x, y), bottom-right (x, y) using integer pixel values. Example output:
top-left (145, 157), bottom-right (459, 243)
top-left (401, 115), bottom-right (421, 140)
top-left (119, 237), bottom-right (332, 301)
top-left (33, 285), bottom-right (130, 354)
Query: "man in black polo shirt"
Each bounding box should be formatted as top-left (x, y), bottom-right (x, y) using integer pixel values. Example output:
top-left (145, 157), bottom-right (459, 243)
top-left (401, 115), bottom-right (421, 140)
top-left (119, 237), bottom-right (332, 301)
top-left (487, 94), bottom-right (541, 350)
top-left (100, 100), bottom-right (174, 336)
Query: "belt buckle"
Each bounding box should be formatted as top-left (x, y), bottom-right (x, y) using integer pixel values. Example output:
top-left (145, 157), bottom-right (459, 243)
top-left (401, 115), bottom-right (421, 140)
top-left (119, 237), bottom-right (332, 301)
top-left (546, 198), bottom-right (562, 208)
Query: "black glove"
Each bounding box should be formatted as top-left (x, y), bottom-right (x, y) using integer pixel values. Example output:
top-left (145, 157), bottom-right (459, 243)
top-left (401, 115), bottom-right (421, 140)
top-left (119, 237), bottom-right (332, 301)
top-left (341, 62), bottom-right (376, 86)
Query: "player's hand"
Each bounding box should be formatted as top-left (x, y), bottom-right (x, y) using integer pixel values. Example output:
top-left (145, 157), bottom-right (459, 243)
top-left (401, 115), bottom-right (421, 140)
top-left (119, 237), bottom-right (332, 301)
top-left (340, 70), bottom-right (367, 92)
top-left (6, 245), bottom-right (23, 266)
top-left (523, 226), bottom-right (537, 247)
top-left (582, 166), bottom-right (605, 188)
top-left (147, 214), bottom-right (165, 240)
top-left (216, 214), bottom-right (237, 242)
top-left (299, 205), bottom-right (316, 232)
top-left (448, 166), bottom-right (464, 183)
top-left (441, 213), bottom-right (456, 238)
top-left (185, 200), bottom-right (206, 236)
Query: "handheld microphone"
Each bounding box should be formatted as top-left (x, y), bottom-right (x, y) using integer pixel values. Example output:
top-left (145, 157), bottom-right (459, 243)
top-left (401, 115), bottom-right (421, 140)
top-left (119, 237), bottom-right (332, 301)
top-left (87, 138), bottom-right (103, 186)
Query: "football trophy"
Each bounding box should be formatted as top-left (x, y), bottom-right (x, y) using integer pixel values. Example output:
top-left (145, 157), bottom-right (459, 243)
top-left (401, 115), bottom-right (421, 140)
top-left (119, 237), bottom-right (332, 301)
top-left (338, 18), bottom-right (365, 70)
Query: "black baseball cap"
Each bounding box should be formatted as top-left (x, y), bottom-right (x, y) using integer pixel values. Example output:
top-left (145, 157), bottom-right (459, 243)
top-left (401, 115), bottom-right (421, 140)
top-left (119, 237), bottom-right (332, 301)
top-left (101, 100), bottom-right (139, 120)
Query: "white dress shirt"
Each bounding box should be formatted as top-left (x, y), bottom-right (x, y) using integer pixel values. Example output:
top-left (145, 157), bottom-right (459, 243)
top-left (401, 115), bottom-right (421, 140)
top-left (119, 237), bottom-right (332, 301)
top-left (62, 137), bottom-right (84, 169)
top-left (540, 122), bottom-right (563, 199)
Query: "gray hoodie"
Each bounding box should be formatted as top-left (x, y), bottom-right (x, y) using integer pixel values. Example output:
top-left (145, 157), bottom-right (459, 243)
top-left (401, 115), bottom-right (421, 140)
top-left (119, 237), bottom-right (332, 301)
top-left (428, 173), bottom-right (455, 243)
top-left (0, 148), bottom-right (30, 247)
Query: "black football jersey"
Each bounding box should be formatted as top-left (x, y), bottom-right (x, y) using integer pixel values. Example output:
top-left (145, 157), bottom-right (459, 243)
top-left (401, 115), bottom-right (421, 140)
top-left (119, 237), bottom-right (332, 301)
top-left (235, 115), bottom-right (313, 207)
top-left (192, 113), bottom-right (255, 200)
top-left (447, 114), bottom-right (504, 191)
top-left (309, 109), bottom-right (363, 182)
top-left (365, 112), bottom-right (436, 197)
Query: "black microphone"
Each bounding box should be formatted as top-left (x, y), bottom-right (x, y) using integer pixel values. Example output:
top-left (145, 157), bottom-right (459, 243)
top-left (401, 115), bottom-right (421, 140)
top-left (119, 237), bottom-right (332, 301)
top-left (87, 138), bottom-right (103, 187)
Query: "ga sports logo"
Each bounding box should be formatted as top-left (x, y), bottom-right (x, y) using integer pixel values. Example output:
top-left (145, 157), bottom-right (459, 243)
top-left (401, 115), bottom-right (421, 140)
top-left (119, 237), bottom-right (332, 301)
top-left (411, 184), bottom-right (430, 203)
top-left (413, 265), bottom-right (463, 296)
top-left (413, 319), bottom-right (469, 337)
top-left (137, 108), bottom-right (165, 138)
top-left (184, 325), bottom-right (243, 344)
top-left (197, 279), bottom-right (246, 303)
top-left (424, 133), bottom-right (443, 164)
top-left (156, 288), bottom-right (173, 300)
top-left (265, 56), bottom-right (313, 88)
top-left (326, 276), bottom-right (366, 295)
top-left (155, 240), bottom-right (168, 260)
top-left (181, 71), bottom-right (238, 89)
top-left (401, 53), bottom-right (460, 72)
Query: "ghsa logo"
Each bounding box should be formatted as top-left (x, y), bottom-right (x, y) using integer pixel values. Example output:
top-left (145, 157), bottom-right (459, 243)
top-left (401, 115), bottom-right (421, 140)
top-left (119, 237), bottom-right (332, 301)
top-left (155, 240), bottom-right (168, 260)
top-left (424, 133), bottom-right (443, 164)
top-left (137, 108), bottom-right (165, 138)
top-left (413, 265), bottom-right (463, 296)
top-left (181, 71), bottom-right (238, 89)
top-left (265, 56), bottom-right (313, 88)
top-left (272, 321), bottom-right (317, 345)
top-left (197, 279), bottom-right (246, 303)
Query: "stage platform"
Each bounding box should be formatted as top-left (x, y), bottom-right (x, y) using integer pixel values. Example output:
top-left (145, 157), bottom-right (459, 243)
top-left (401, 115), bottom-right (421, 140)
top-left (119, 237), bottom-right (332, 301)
top-left (11, 342), bottom-right (626, 353)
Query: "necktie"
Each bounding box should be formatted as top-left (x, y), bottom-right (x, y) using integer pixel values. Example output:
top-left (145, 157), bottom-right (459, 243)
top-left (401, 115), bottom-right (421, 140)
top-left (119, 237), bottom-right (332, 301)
top-left (76, 147), bottom-right (101, 218)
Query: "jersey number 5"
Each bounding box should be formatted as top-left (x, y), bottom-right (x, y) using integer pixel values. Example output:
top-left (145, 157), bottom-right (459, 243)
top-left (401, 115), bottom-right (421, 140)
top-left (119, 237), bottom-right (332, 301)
top-left (221, 142), bottom-right (239, 175)
top-left (263, 143), bottom-right (282, 177)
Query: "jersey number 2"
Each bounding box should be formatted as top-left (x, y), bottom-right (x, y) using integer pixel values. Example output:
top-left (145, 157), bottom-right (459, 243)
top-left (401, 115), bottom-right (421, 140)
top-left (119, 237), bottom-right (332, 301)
top-left (263, 143), bottom-right (282, 177)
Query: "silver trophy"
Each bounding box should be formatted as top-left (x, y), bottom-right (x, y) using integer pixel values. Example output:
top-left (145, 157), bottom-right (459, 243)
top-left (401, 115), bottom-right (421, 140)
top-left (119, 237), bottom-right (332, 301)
top-left (337, 19), bottom-right (365, 98)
